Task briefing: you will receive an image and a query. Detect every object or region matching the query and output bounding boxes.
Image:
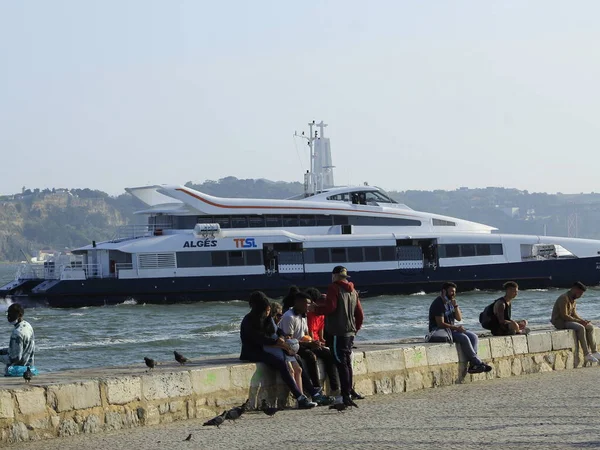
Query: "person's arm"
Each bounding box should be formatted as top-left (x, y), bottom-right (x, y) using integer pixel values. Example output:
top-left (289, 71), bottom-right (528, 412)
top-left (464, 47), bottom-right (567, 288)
top-left (313, 285), bottom-right (339, 315)
top-left (7, 332), bottom-right (24, 366)
top-left (556, 297), bottom-right (580, 322)
top-left (494, 301), bottom-right (507, 324)
top-left (240, 317), bottom-right (278, 347)
top-left (355, 297), bottom-right (364, 332)
top-left (452, 301), bottom-right (462, 322)
top-left (571, 304), bottom-right (586, 323)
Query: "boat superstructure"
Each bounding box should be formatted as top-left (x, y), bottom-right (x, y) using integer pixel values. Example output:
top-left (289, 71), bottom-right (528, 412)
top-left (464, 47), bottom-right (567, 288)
top-left (2, 121), bottom-right (600, 307)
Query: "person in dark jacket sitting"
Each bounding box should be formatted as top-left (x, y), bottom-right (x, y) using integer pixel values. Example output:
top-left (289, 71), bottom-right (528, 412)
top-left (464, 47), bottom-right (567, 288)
top-left (239, 291), bottom-right (316, 409)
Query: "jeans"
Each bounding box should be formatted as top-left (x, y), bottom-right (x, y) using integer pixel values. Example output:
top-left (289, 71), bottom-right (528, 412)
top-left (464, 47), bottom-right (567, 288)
top-left (557, 321), bottom-right (597, 355)
top-left (452, 330), bottom-right (482, 366)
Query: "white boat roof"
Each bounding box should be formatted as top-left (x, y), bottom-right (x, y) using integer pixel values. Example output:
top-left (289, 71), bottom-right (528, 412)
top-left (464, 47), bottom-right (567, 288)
top-left (126, 184), bottom-right (497, 233)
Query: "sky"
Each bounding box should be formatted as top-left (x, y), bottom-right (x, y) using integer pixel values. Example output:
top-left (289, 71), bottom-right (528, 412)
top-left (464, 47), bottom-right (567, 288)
top-left (1, 1), bottom-right (600, 196)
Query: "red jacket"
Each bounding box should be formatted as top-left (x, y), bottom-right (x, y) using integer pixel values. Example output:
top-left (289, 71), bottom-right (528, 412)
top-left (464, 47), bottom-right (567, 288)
top-left (314, 280), bottom-right (364, 332)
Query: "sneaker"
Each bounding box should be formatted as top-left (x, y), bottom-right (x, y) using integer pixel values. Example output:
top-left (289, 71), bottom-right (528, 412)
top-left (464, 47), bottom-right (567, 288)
top-left (520, 327), bottom-right (531, 335)
top-left (350, 389), bottom-right (365, 400)
top-left (585, 353), bottom-right (599, 364)
top-left (467, 364), bottom-right (485, 374)
top-left (482, 363), bottom-right (493, 372)
top-left (313, 395), bottom-right (335, 406)
top-left (311, 387), bottom-right (323, 397)
top-left (297, 395), bottom-right (317, 409)
top-left (591, 352), bottom-right (600, 360)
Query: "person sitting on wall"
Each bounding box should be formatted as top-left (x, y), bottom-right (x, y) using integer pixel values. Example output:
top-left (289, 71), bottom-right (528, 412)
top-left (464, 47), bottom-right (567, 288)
top-left (282, 285), bottom-right (300, 311)
top-left (551, 281), bottom-right (600, 364)
top-left (239, 291), bottom-right (316, 409)
top-left (427, 282), bottom-right (492, 374)
top-left (0, 303), bottom-right (35, 375)
top-left (479, 281), bottom-right (529, 336)
top-left (279, 292), bottom-right (338, 404)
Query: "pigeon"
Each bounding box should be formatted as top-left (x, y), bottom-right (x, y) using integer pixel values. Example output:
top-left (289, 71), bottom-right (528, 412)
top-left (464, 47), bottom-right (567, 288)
top-left (329, 403), bottom-right (348, 412)
top-left (203, 411), bottom-right (227, 428)
top-left (261, 399), bottom-right (279, 417)
top-left (343, 396), bottom-right (359, 408)
top-left (23, 366), bottom-right (32, 384)
top-left (184, 433), bottom-right (192, 441)
top-left (174, 351), bottom-right (189, 365)
top-left (144, 357), bottom-right (157, 370)
top-left (225, 408), bottom-right (240, 422)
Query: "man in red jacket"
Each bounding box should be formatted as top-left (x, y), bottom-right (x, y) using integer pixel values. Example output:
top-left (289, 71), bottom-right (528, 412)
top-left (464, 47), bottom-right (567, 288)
top-left (311, 266), bottom-right (364, 407)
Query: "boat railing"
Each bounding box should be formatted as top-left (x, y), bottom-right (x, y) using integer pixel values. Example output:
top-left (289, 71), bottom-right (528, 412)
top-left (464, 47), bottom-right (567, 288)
top-left (16, 263), bottom-right (54, 280)
top-left (111, 224), bottom-right (173, 241)
top-left (115, 262), bottom-right (133, 277)
top-left (60, 263), bottom-right (104, 279)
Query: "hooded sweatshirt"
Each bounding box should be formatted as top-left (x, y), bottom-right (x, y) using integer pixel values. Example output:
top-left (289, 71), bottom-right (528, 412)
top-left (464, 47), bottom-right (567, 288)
top-left (314, 280), bottom-right (364, 337)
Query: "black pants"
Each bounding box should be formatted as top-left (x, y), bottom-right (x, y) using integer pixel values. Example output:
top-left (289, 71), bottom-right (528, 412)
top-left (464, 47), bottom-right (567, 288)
top-left (245, 352), bottom-right (303, 399)
top-left (327, 335), bottom-right (354, 397)
top-left (297, 346), bottom-right (340, 392)
top-left (490, 323), bottom-right (516, 336)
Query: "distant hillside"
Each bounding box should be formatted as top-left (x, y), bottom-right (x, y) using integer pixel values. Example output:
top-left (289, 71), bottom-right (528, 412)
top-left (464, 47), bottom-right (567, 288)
top-left (1, 181), bottom-right (599, 262)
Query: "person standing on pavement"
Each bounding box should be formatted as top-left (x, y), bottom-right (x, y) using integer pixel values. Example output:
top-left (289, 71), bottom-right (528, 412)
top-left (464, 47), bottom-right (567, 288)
top-left (428, 282), bottom-right (492, 374)
top-left (551, 281), bottom-right (600, 364)
top-left (310, 266), bottom-right (364, 407)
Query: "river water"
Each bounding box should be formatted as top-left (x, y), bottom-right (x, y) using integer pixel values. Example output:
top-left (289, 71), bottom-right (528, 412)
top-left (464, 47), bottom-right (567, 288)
top-left (0, 264), bottom-right (598, 373)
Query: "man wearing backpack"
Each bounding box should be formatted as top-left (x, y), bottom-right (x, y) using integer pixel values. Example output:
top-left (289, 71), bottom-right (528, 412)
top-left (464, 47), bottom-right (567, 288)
top-left (479, 281), bottom-right (529, 336)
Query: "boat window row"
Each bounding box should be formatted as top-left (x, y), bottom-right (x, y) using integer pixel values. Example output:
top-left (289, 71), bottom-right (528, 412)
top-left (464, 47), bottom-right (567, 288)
top-left (326, 190), bottom-right (397, 204)
top-left (170, 214), bottom-right (421, 229)
top-left (304, 246), bottom-right (398, 264)
top-left (432, 218), bottom-right (456, 226)
top-left (177, 250), bottom-right (263, 268)
top-left (438, 243), bottom-right (503, 258)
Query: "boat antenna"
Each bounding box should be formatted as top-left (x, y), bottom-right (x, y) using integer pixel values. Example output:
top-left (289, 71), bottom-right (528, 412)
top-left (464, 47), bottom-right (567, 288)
top-left (293, 120), bottom-right (334, 197)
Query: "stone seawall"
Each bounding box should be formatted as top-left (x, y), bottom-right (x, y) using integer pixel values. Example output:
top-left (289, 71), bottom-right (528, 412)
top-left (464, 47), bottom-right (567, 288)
top-left (0, 328), bottom-right (591, 445)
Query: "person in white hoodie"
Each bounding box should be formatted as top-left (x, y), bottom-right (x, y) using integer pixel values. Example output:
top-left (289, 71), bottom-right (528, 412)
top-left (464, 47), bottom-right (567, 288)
top-left (0, 303), bottom-right (35, 373)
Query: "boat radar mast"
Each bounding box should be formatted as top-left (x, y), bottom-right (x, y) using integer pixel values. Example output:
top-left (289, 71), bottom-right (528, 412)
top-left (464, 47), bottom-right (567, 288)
top-left (295, 120), bottom-right (335, 196)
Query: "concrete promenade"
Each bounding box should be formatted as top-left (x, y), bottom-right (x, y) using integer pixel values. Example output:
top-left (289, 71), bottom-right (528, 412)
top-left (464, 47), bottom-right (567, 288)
top-left (9, 367), bottom-right (600, 450)
top-left (0, 327), bottom-right (594, 445)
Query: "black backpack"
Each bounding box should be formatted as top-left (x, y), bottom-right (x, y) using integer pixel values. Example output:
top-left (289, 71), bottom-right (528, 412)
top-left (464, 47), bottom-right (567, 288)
top-left (479, 301), bottom-right (496, 330)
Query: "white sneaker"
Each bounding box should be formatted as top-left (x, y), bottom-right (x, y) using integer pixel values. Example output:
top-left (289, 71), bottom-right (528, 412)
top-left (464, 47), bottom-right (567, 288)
top-left (585, 353), bottom-right (599, 363)
top-left (591, 352), bottom-right (600, 360)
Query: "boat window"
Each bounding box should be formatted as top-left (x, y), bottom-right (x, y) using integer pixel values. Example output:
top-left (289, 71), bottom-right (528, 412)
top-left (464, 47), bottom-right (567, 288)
top-left (364, 246), bottom-right (381, 262)
top-left (231, 217), bottom-right (248, 228)
top-left (331, 248), bottom-right (347, 263)
top-left (327, 193), bottom-right (350, 202)
top-left (316, 215), bottom-right (333, 226)
top-left (246, 250), bottom-right (263, 266)
top-left (177, 252), bottom-right (211, 268)
top-left (347, 247), bottom-right (364, 262)
top-left (461, 244), bottom-right (476, 257)
top-left (490, 244), bottom-right (503, 255)
top-left (314, 248), bottom-right (330, 264)
top-left (433, 218), bottom-right (456, 226)
top-left (348, 216), bottom-right (421, 226)
top-left (211, 252), bottom-right (228, 267)
top-left (298, 215), bottom-right (316, 227)
top-left (215, 217), bottom-right (231, 229)
top-left (476, 244), bottom-right (491, 256)
top-left (228, 251), bottom-right (245, 266)
top-left (333, 216), bottom-right (350, 225)
top-left (364, 191), bottom-right (395, 204)
top-left (265, 215), bottom-right (283, 227)
top-left (196, 216), bottom-right (214, 224)
top-left (438, 243), bottom-right (504, 258)
top-left (282, 215), bottom-right (299, 227)
top-left (248, 216), bottom-right (265, 228)
top-left (380, 246), bottom-right (396, 261)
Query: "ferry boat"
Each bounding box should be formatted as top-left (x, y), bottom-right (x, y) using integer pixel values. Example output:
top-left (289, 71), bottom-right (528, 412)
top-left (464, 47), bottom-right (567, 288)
top-left (2, 121), bottom-right (600, 307)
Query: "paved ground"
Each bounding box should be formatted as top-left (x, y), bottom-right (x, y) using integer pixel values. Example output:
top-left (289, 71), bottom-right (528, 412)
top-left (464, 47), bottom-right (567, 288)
top-left (10, 367), bottom-right (600, 450)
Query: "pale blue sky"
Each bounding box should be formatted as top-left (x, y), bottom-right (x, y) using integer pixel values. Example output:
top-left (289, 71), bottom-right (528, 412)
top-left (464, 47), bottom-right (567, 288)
top-left (1, 1), bottom-right (599, 195)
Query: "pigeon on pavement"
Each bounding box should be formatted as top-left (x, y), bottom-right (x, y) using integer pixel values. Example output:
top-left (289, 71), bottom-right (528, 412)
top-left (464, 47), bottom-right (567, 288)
top-left (261, 399), bottom-right (279, 417)
top-left (23, 366), bottom-right (32, 384)
top-left (203, 411), bottom-right (227, 428)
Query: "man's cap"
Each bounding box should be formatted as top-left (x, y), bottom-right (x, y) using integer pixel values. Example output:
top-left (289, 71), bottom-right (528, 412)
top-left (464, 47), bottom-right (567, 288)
top-left (332, 266), bottom-right (350, 278)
